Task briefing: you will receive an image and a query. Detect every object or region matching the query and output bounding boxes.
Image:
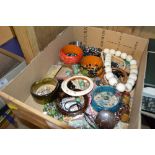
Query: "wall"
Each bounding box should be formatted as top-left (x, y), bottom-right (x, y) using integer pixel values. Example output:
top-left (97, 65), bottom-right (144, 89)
top-left (33, 26), bottom-right (155, 51)
top-left (12, 26), bottom-right (155, 63)
top-left (0, 26), bottom-right (24, 57)
top-left (34, 26), bottom-right (67, 50)
top-left (97, 26), bottom-right (155, 39)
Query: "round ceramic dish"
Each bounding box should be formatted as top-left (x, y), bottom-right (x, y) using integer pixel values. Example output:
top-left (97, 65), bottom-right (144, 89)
top-left (91, 86), bottom-right (121, 112)
top-left (59, 45), bottom-right (83, 64)
top-left (30, 78), bottom-right (59, 104)
top-left (61, 75), bottom-right (94, 97)
top-left (80, 55), bottom-right (104, 78)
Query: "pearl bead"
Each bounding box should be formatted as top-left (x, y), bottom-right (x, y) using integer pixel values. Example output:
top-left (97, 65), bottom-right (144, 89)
top-left (109, 77), bottom-right (118, 86)
top-left (127, 78), bottom-right (135, 86)
top-left (105, 58), bottom-right (111, 62)
top-left (105, 67), bottom-right (112, 73)
top-left (106, 56), bottom-right (111, 59)
top-left (130, 59), bottom-right (137, 65)
top-left (115, 51), bottom-right (121, 57)
top-left (121, 52), bottom-right (127, 59)
top-left (105, 61), bottom-right (111, 67)
top-left (109, 49), bottom-right (116, 55)
top-left (105, 57), bottom-right (111, 61)
top-left (116, 83), bottom-right (125, 92)
top-left (126, 55), bottom-right (133, 62)
top-left (105, 72), bottom-right (114, 80)
top-left (106, 53), bottom-right (111, 57)
top-left (125, 83), bottom-right (133, 92)
top-left (130, 64), bottom-right (138, 70)
top-left (104, 48), bottom-right (110, 54)
top-left (129, 73), bottom-right (137, 81)
top-left (130, 69), bottom-right (138, 75)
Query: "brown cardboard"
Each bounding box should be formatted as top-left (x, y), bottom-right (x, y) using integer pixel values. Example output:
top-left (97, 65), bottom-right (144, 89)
top-left (0, 27), bottom-right (148, 129)
top-left (129, 49), bottom-right (148, 128)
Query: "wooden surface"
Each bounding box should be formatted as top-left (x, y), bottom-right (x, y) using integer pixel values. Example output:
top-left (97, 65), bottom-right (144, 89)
top-left (0, 91), bottom-right (71, 129)
top-left (7, 116), bottom-right (39, 129)
top-left (0, 26), bottom-right (14, 45)
top-left (13, 26), bottom-right (40, 63)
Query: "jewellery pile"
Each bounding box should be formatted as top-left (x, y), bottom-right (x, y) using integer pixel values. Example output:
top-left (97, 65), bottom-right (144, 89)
top-left (35, 84), bottom-right (56, 96)
top-left (83, 47), bottom-right (102, 57)
top-left (30, 41), bottom-right (139, 129)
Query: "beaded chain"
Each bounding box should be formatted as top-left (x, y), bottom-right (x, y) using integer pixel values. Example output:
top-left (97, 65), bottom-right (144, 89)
top-left (102, 48), bottom-right (138, 92)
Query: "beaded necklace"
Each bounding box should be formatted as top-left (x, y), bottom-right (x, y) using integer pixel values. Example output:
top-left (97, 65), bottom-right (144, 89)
top-left (102, 49), bottom-right (138, 92)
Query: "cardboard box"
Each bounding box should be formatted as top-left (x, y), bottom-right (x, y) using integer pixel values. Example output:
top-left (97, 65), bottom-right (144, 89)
top-left (0, 27), bottom-right (148, 129)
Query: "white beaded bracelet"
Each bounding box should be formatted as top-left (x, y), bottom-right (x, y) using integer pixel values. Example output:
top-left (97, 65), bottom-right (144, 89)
top-left (103, 48), bottom-right (138, 92)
